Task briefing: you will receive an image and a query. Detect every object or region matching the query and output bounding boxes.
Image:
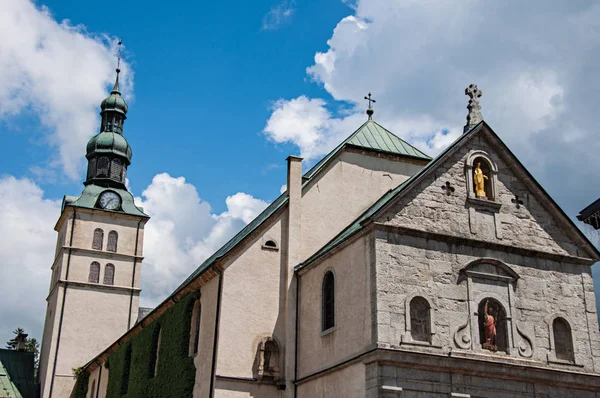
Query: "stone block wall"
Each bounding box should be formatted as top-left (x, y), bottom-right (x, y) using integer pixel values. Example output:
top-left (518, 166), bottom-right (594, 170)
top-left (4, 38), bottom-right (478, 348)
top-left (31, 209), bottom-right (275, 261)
top-left (373, 230), bottom-right (600, 373)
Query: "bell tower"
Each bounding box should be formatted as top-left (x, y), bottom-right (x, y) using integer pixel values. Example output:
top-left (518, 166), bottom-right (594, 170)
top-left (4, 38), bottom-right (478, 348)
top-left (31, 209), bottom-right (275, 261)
top-left (38, 61), bottom-right (150, 398)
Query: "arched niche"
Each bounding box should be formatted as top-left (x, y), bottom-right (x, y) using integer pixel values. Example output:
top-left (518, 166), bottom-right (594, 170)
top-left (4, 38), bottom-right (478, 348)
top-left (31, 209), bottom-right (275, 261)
top-left (454, 259), bottom-right (532, 357)
top-left (465, 149), bottom-right (499, 202)
top-left (545, 313), bottom-right (579, 365)
top-left (400, 292), bottom-right (440, 347)
top-left (477, 297), bottom-right (508, 353)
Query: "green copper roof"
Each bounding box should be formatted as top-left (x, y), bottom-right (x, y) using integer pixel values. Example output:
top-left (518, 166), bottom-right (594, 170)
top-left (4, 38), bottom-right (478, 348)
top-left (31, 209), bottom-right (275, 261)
top-left (100, 72), bottom-right (128, 114)
top-left (0, 350), bottom-right (35, 398)
top-left (86, 132), bottom-right (132, 162)
top-left (303, 119), bottom-right (430, 181)
top-left (173, 118), bottom-right (430, 294)
top-left (0, 360), bottom-right (21, 398)
top-left (297, 120), bottom-right (600, 270)
top-left (63, 184), bottom-right (148, 217)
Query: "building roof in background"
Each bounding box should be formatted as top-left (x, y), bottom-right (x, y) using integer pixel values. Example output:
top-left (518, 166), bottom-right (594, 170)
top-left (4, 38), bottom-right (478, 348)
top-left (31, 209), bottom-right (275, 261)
top-left (0, 350), bottom-right (35, 398)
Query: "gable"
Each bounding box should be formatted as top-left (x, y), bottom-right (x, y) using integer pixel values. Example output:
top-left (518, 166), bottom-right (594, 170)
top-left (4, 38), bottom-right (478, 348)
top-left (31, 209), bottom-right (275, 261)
top-left (375, 123), bottom-right (599, 261)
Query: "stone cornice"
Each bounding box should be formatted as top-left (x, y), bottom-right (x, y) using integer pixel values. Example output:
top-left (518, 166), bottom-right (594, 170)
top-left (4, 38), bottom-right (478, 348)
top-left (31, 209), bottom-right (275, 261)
top-left (46, 279), bottom-right (141, 301)
top-left (374, 223), bottom-right (597, 265)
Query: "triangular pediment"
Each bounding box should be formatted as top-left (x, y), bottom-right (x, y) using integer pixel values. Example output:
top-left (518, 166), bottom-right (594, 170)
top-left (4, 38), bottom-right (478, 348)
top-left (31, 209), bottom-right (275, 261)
top-left (374, 122), bottom-right (599, 261)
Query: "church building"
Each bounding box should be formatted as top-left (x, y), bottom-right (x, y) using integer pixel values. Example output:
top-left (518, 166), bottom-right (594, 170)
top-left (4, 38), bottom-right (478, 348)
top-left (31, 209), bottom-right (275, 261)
top-left (38, 69), bottom-right (600, 397)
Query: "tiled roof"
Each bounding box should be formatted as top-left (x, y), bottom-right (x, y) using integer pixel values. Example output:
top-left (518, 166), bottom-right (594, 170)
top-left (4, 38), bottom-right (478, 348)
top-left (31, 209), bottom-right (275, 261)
top-left (0, 349), bottom-right (35, 398)
top-left (0, 359), bottom-right (21, 398)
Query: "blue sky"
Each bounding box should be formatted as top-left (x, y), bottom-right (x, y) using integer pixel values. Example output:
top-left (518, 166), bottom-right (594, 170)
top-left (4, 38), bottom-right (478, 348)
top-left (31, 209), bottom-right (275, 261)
top-left (1, 0), bottom-right (350, 209)
top-left (2, 0), bottom-right (600, 345)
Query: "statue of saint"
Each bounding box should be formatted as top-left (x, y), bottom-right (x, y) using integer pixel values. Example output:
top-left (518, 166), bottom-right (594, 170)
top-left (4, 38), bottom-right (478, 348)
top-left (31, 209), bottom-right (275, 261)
top-left (482, 299), bottom-right (498, 351)
top-left (473, 161), bottom-right (488, 199)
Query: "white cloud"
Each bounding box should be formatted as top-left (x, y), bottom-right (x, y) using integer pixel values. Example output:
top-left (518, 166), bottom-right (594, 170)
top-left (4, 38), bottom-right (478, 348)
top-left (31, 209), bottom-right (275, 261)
top-left (135, 173), bottom-right (268, 306)
top-left (0, 172), bottom-right (268, 345)
top-left (0, 176), bottom-right (60, 346)
top-left (263, 0), bottom-right (600, 312)
top-left (0, 0), bottom-right (133, 180)
top-left (262, 0), bottom-right (296, 30)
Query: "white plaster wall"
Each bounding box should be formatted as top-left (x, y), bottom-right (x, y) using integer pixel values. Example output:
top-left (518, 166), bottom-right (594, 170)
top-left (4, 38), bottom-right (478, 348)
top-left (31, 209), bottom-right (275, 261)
top-left (193, 277), bottom-right (220, 398)
top-left (216, 217), bottom-right (284, 379)
top-left (39, 286), bottom-right (61, 398)
top-left (86, 365), bottom-right (108, 398)
top-left (68, 252), bottom-right (137, 287)
top-left (214, 379), bottom-right (279, 398)
top-left (299, 151), bottom-right (423, 261)
top-left (297, 236), bottom-right (372, 378)
top-left (296, 362), bottom-right (365, 398)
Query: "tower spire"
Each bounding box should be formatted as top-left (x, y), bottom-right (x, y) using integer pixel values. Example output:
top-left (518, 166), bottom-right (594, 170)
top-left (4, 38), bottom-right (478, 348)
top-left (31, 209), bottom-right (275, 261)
top-left (364, 92), bottom-right (376, 120)
top-left (112, 40), bottom-right (123, 94)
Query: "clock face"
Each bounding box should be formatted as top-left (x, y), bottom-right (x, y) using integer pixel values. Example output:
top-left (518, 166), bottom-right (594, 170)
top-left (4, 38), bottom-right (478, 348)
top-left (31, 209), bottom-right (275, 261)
top-left (99, 191), bottom-right (121, 210)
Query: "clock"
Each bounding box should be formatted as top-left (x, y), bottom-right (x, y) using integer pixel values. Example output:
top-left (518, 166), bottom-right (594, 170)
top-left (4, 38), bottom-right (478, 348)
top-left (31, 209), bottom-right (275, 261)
top-left (98, 191), bottom-right (121, 210)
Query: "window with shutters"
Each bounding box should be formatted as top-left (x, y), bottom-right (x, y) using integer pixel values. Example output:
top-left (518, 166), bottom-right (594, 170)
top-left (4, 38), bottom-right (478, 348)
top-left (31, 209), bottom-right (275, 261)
top-left (110, 159), bottom-right (122, 181)
top-left (322, 271), bottom-right (335, 332)
top-left (92, 228), bottom-right (104, 250)
top-left (97, 157), bottom-right (110, 177)
top-left (89, 262), bottom-right (100, 283)
top-left (103, 263), bottom-right (115, 285)
top-left (107, 230), bottom-right (118, 252)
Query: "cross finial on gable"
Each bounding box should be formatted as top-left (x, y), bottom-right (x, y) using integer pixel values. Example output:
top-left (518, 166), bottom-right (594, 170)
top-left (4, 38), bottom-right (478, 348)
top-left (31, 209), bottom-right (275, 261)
top-left (364, 92), bottom-right (376, 120)
top-left (464, 83), bottom-right (483, 132)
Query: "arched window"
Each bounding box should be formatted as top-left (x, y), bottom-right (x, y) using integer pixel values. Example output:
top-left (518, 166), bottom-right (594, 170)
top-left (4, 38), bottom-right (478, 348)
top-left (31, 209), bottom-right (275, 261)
top-left (262, 239), bottom-right (279, 250)
top-left (150, 326), bottom-right (162, 377)
top-left (103, 263), bottom-right (115, 285)
top-left (97, 157), bottom-right (110, 177)
top-left (553, 318), bottom-right (574, 362)
top-left (107, 231), bottom-right (118, 252)
top-left (410, 297), bottom-right (431, 343)
top-left (110, 159), bottom-right (122, 181)
top-left (478, 298), bottom-right (508, 353)
top-left (88, 262), bottom-right (100, 283)
top-left (322, 271), bottom-right (335, 331)
top-left (189, 300), bottom-right (201, 355)
top-left (92, 228), bottom-right (104, 250)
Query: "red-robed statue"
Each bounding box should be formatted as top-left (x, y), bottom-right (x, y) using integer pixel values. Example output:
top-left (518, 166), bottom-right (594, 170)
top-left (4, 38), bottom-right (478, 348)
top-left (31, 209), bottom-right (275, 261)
top-left (482, 299), bottom-right (498, 351)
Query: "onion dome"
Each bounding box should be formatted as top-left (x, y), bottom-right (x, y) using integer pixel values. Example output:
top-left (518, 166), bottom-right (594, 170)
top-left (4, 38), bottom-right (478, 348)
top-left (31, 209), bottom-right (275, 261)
top-left (84, 68), bottom-right (132, 189)
top-left (100, 72), bottom-right (128, 114)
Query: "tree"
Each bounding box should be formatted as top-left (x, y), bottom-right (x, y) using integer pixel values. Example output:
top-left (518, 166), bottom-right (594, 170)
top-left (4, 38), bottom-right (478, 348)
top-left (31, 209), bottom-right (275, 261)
top-left (6, 328), bottom-right (40, 379)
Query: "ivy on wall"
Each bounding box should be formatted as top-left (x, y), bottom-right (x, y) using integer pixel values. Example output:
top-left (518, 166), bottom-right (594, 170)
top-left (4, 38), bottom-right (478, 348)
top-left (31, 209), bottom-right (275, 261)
top-left (72, 366), bottom-right (89, 398)
top-left (105, 291), bottom-right (199, 397)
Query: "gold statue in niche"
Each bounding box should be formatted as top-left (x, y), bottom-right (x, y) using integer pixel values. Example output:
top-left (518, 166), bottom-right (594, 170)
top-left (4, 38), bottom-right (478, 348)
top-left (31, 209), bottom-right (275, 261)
top-left (473, 161), bottom-right (488, 198)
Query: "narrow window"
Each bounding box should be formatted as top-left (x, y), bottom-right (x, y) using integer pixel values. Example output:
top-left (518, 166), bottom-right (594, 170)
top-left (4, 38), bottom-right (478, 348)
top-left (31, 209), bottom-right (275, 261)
top-left (410, 297), bottom-right (431, 342)
top-left (150, 326), bottom-right (162, 377)
top-left (103, 263), bottom-right (115, 285)
top-left (90, 380), bottom-right (96, 398)
top-left (92, 228), bottom-right (104, 250)
top-left (97, 157), bottom-right (110, 177)
top-left (110, 159), bottom-right (122, 181)
top-left (553, 317), bottom-right (574, 362)
top-left (190, 300), bottom-right (201, 355)
top-left (88, 262), bottom-right (100, 283)
top-left (107, 230), bottom-right (118, 252)
top-left (322, 271), bottom-right (335, 331)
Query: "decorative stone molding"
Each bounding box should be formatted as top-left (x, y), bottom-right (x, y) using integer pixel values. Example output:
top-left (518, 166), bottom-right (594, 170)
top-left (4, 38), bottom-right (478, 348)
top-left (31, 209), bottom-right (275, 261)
top-left (453, 318), bottom-right (472, 350)
top-left (515, 324), bottom-right (534, 358)
top-left (401, 292), bottom-right (440, 347)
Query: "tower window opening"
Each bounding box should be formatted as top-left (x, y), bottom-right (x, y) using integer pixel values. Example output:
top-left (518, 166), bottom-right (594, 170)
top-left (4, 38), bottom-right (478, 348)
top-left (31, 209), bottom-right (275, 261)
top-left (92, 228), bottom-right (104, 250)
top-left (97, 157), bottom-right (110, 177)
top-left (107, 230), bottom-right (118, 252)
top-left (88, 262), bottom-right (100, 283)
top-left (103, 263), bottom-right (115, 285)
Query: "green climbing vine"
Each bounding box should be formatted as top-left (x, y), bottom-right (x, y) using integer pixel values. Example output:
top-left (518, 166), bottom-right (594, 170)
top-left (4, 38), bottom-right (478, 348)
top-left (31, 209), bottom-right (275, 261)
top-left (72, 366), bottom-right (89, 398)
top-left (106, 291), bottom-right (199, 397)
